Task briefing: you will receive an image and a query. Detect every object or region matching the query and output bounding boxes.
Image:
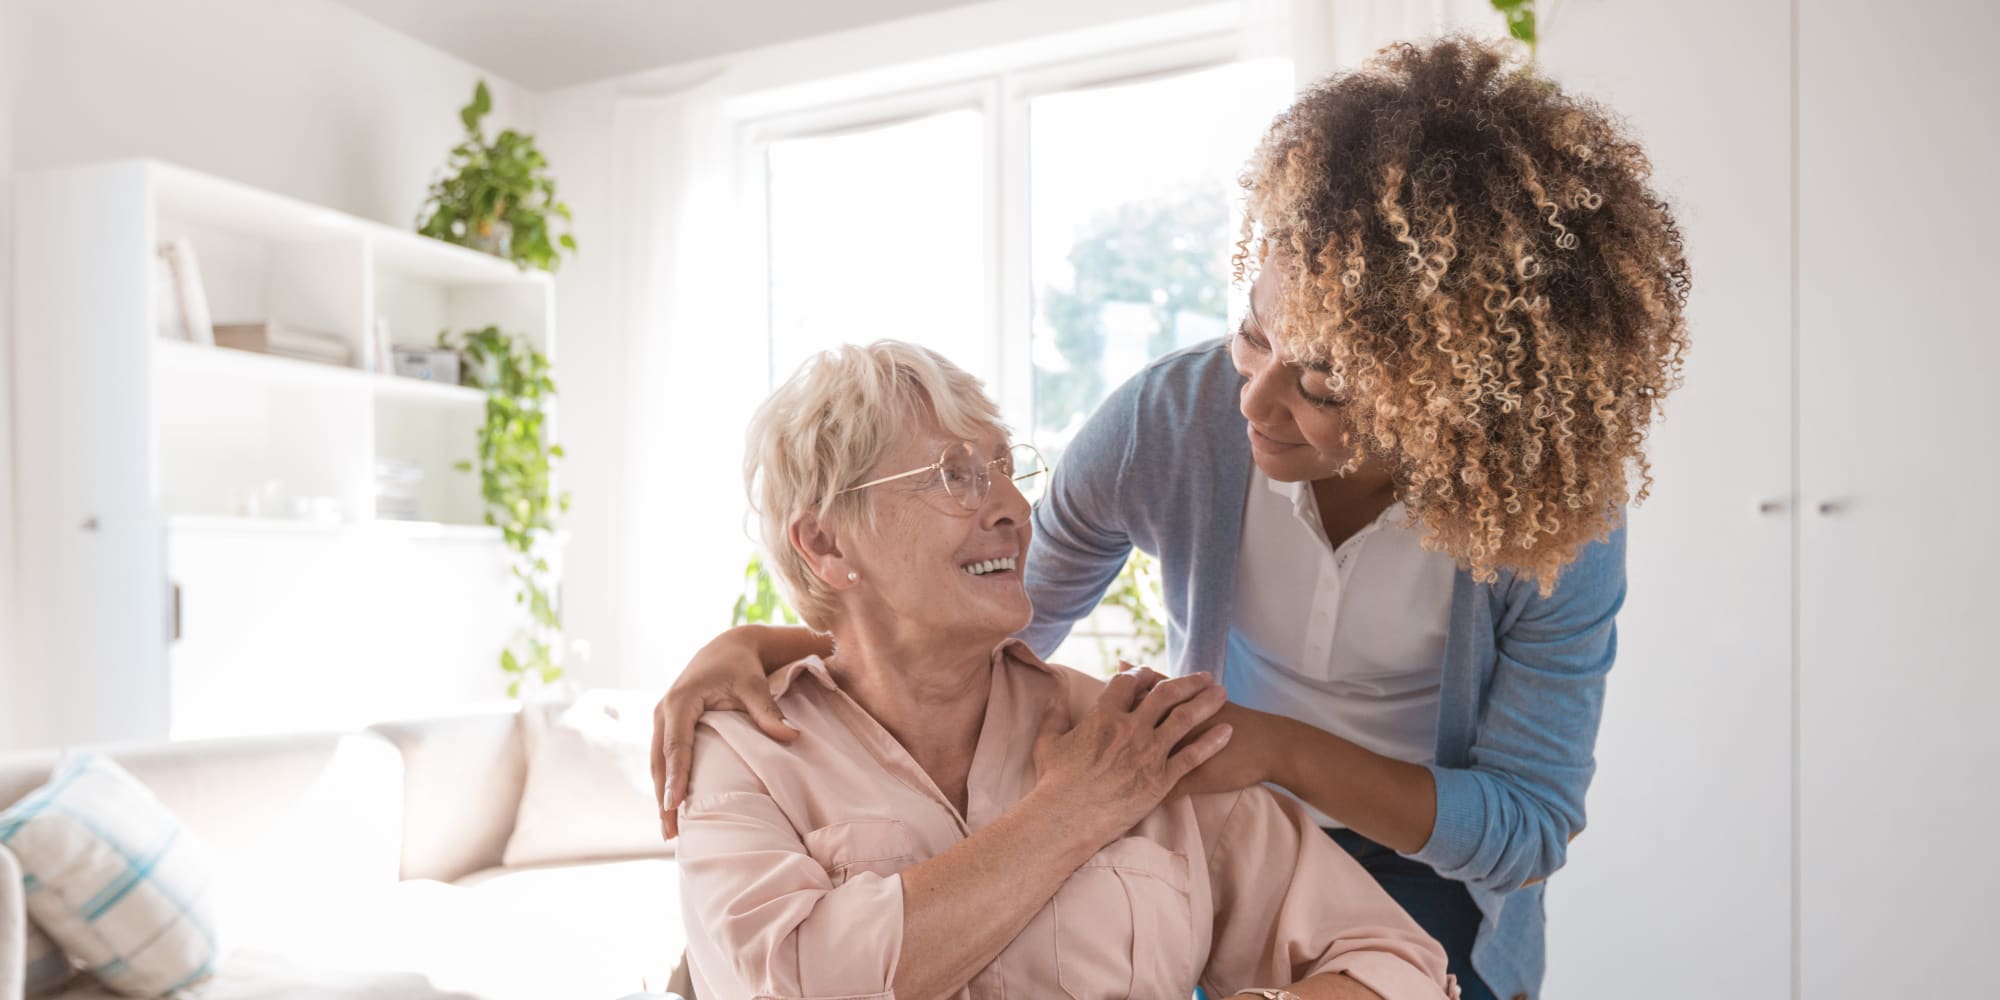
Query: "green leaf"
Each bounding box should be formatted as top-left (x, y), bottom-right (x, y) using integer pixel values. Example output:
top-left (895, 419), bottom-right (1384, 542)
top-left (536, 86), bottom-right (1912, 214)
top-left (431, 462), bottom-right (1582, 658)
top-left (423, 79), bottom-right (575, 270)
top-left (461, 80), bottom-right (493, 132)
top-left (432, 324), bottom-right (571, 696)
top-left (1490, 0), bottom-right (1536, 48)
top-left (1509, 9), bottom-right (1536, 43)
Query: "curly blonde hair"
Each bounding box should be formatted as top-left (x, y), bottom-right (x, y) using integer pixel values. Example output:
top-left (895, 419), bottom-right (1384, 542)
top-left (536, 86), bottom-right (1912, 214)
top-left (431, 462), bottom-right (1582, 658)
top-left (1237, 36), bottom-right (1691, 593)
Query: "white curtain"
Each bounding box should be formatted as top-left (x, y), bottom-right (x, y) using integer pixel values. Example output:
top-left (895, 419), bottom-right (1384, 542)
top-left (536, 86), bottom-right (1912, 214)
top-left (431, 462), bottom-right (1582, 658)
top-left (603, 76), bottom-right (762, 690)
top-left (1243, 0), bottom-right (1507, 89)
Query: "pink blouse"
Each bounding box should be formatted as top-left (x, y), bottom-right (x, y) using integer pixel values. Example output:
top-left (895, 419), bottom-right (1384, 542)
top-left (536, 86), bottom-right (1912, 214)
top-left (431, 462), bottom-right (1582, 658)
top-left (677, 640), bottom-right (1459, 1000)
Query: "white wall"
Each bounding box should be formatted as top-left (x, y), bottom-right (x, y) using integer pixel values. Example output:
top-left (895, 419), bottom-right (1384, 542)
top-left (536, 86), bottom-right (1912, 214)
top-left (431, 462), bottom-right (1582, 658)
top-left (524, 84), bottom-right (623, 689)
top-left (8, 0), bottom-right (530, 227)
top-left (0, 0), bottom-right (17, 686)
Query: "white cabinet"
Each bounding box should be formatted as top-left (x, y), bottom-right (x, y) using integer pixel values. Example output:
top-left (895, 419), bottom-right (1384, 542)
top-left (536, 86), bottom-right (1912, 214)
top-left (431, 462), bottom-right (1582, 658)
top-left (1796, 0), bottom-right (2000, 995)
top-left (1538, 2), bottom-right (1795, 997)
top-left (6, 160), bottom-right (556, 748)
top-left (1538, 1), bottom-right (2000, 997)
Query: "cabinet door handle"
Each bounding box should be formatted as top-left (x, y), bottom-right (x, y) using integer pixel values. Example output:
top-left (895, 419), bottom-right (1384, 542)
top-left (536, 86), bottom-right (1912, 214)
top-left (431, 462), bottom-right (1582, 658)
top-left (170, 582), bottom-right (182, 642)
top-left (1817, 500), bottom-right (1845, 516)
top-left (1757, 498), bottom-right (1788, 515)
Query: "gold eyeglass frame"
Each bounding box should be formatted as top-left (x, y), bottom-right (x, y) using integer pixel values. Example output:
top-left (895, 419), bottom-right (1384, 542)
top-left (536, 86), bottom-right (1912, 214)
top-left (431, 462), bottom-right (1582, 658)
top-left (838, 441), bottom-right (1048, 511)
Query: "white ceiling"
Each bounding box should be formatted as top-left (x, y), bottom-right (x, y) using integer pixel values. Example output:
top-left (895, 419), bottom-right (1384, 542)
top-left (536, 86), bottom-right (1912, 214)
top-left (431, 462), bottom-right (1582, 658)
top-left (333, 0), bottom-right (992, 91)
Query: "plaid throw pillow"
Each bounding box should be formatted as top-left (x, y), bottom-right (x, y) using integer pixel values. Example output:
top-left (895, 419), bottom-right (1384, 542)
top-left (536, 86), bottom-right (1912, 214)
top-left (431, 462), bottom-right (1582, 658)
top-left (0, 753), bottom-right (221, 997)
top-left (24, 917), bottom-right (77, 997)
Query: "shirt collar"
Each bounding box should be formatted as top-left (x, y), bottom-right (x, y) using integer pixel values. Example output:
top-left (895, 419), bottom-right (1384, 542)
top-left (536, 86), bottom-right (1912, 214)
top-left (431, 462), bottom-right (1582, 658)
top-left (767, 636), bottom-right (1056, 700)
top-left (1258, 467), bottom-right (1409, 536)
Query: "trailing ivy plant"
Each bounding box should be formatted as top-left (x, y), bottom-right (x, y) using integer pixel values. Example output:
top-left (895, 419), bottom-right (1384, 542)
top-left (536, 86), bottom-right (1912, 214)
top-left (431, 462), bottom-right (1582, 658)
top-left (444, 325), bottom-right (571, 696)
top-left (417, 80), bottom-right (577, 272)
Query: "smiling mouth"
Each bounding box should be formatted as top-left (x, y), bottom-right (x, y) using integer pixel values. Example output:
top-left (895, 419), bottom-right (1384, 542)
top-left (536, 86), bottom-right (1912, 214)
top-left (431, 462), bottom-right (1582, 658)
top-left (962, 556), bottom-right (1018, 577)
top-left (1248, 424), bottom-right (1304, 452)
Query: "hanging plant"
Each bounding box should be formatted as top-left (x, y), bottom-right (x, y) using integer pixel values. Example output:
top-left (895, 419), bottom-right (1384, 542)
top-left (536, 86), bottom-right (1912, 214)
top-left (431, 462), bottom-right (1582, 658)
top-left (444, 325), bottom-right (572, 695)
top-left (417, 80), bottom-right (577, 272)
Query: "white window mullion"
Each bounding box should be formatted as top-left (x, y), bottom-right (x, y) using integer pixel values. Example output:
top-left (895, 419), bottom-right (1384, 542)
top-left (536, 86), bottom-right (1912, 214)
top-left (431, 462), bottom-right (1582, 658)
top-left (738, 128), bottom-right (775, 389)
top-left (995, 75), bottom-right (1035, 437)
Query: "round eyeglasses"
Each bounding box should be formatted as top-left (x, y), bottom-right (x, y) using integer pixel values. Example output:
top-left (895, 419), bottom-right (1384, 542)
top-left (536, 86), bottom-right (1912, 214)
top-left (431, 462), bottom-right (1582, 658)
top-left (840, 441), bottom-right (1049, 511)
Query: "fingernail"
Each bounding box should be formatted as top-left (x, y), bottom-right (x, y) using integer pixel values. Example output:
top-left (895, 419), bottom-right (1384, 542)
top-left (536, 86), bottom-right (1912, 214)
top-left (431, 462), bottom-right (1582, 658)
top-left (781, 717), bottom-right (801, 730)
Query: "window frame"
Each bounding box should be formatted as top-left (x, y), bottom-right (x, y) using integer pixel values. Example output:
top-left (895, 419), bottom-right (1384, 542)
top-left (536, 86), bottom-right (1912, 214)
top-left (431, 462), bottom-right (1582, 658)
top-left (730, 17), bottom-right (1256, 432)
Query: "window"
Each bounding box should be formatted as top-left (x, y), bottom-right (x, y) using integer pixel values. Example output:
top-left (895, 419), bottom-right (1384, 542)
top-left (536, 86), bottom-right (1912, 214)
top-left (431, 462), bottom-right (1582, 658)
top-left (1028, 59), bottom-right (1294, 465)
top-left (766, 108), bottom-right (989, 386)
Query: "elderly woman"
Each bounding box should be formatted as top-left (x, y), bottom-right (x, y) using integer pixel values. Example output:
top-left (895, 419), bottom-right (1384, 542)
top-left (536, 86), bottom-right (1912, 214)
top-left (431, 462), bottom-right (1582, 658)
top-left (677, 340), bottom-right (1456, 1000)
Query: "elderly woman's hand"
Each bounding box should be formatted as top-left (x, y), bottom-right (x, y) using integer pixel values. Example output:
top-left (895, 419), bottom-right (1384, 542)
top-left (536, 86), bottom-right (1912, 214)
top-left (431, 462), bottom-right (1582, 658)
top-left (1028, 668), bottom-right (1234, 841)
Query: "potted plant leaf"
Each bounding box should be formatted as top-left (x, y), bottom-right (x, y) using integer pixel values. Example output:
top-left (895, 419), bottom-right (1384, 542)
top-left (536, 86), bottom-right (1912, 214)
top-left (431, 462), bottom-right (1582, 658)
top-left (417, 80), bottom-right (578, 272)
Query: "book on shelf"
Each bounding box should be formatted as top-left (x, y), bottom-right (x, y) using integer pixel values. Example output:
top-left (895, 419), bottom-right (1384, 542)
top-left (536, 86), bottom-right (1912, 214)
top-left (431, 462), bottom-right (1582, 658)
top-left (375, 460), bottom-right (424, 521)
top-left (213, 322), bottom-right (354, 365)
top-left (156, 240), bottom-right (214, 345)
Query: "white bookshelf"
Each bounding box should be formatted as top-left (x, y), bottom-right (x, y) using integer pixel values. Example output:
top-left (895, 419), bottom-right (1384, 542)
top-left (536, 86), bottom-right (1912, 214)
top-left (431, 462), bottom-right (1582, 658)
top-left (9, 160), bottom-right (558, 747)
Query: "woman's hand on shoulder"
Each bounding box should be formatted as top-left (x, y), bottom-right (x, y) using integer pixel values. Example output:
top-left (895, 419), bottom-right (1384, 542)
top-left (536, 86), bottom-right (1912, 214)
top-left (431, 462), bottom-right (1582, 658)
top-left (1170, 701), bottom-right (1290, 799)
top-left (651, 626), bottom-right (803, 840)
top-left (1027, 666), bottom-right (1234, 843)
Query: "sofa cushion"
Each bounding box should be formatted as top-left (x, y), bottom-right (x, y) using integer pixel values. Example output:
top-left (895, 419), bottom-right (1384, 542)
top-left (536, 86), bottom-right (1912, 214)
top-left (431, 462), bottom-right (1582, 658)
top-left (503, 692), bottom-right (660, 867)
top-left (120, 731), bottom-right (406, 959)
top-left (446, 858), bottom-right (683, 998)
top-left (207, 860), bottom-right (683, 1000)
top-left (0, 753), bottom-right (220, 997)
top-left (367, 708), bottom-right (524, 883)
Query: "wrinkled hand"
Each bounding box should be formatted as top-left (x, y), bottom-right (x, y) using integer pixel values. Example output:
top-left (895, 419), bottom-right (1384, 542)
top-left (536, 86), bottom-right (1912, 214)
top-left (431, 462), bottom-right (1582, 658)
top-left (651, 632), bottom-right (800, 840)
top-left (1029, 666), bottom-right (1234, 841)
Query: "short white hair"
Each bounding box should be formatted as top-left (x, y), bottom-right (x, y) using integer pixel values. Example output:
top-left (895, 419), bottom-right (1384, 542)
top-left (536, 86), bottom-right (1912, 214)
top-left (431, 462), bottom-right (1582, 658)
top-left (744, 340), bottom-right (1005, 630)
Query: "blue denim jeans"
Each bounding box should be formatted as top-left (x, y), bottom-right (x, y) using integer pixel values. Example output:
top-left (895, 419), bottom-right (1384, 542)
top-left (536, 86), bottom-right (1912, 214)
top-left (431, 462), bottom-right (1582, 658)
top-left (1327, 827), bottom-right (1500, 1000)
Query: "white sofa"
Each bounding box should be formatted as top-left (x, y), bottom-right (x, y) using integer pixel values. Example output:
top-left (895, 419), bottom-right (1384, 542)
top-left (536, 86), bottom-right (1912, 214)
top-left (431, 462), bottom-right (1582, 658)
top-left (0, 707), bottom-right (689, 1000)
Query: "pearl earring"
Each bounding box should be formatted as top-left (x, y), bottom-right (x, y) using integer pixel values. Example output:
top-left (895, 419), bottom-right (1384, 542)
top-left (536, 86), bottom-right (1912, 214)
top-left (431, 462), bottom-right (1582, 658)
top-left (846, 571), bottom-right (859, 583)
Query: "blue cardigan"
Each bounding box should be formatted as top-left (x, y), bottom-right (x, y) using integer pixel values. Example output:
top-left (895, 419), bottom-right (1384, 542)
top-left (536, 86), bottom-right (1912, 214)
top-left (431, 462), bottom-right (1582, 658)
top-left (1018, 339), bottom-right (1625, 999)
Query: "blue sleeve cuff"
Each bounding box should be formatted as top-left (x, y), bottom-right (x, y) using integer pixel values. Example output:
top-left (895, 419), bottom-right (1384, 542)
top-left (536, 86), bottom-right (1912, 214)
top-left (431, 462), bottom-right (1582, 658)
top-left (1408, 764), bottom-right (1487, 876)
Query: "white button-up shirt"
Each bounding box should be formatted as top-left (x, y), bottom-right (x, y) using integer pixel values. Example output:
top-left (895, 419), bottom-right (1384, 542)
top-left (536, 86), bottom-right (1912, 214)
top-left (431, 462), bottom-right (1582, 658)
top-left (1226, 470), bottom-right (1456, 827)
